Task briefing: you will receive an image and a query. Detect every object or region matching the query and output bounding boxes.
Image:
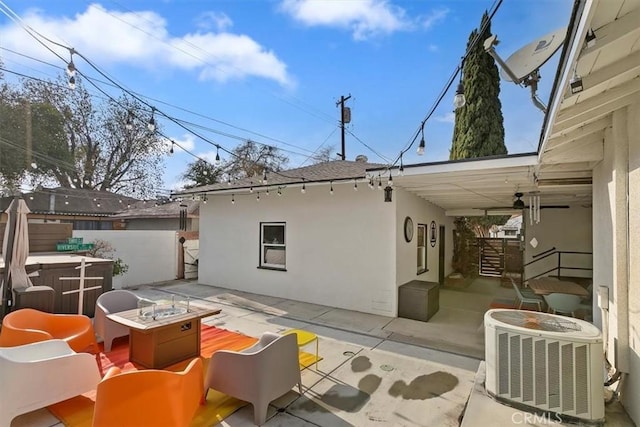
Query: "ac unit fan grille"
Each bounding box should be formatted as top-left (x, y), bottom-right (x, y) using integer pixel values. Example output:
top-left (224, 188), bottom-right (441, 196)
top-left (497, 331), bottom-right (591, 415)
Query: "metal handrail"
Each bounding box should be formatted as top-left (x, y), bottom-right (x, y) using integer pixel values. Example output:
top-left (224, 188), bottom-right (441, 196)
top-left (522, 250), bottom-right (592, 284)
top-left (532, 246), bottom-right (556, 259)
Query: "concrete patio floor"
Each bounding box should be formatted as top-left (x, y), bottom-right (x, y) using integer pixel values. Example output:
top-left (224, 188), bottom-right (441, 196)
top-left (10, 279), bottom-right (636, 426)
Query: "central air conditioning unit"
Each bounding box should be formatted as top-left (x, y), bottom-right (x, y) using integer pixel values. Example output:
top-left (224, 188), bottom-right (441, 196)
top-left (485, 309), bottom-right (604, 424)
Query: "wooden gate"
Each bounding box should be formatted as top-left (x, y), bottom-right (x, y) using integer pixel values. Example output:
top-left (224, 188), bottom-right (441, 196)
top-left (479, 238), bottom-right (522, 278)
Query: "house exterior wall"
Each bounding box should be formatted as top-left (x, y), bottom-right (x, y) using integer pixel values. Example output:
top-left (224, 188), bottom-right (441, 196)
top-left (395, 188), bottom-right (454, 288)
top-left (592, 103), bottom-right (638, 425)
top-left (522, 206), bottom-right (592, 279)
top-left (198, 182), bottom-right (396, 316)
top-left (73, 230), bottom-right (178, 288)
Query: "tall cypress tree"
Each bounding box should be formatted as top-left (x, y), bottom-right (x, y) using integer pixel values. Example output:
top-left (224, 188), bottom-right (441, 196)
top-left (450, 11), bottom-right (506, 160)
top-left (448, 12), bottom-right (508, 278)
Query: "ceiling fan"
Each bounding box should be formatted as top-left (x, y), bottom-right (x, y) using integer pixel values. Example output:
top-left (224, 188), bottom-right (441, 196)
top-left (484, 192), bottom-right (570, 212)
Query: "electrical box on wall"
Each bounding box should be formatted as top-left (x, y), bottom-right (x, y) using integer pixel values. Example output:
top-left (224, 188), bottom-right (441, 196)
top-left (597, 285), bottom-right (609, 310)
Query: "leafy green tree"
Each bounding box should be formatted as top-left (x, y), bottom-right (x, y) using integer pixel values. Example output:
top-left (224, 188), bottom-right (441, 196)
top-left (450, 11), bottom-right (506, 160)
top-left (181, 158), bottom-right (223, 188)
top-left (222, 140), bottom-right (288, 180)
top-left (0, 92), bottom-right (69, 194)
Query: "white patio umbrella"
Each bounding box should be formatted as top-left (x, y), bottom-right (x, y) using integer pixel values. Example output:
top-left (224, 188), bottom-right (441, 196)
top-left (1, 198), bottom-right (32, 313)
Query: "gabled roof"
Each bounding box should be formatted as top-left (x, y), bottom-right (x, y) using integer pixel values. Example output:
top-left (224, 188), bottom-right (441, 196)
top-left (111, 200), bottom-right (199, 220)
top-left (175, 160), bottom-right (386, 195)
top-left (0, 188), bottom-right (139, 217)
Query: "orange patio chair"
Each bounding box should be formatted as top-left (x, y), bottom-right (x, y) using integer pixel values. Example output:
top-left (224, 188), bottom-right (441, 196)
top-left (92, 357), bottom-right (204, 427)
top-left (0, 308), bottom-right (100, 352)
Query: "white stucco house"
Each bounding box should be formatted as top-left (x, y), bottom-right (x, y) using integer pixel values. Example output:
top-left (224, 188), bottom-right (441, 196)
top-left (177, 0), bottom-right (639, 422)
top-left (179, 159), bottom-right (454, 318)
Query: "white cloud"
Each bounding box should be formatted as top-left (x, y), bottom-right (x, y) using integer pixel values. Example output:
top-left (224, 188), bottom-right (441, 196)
top-left (279, 0), bottom-right (410, 40)
top-left (421, 8), bottom-right (449, 30)
top-left (434, 112), bottom-right (455, 123)
top-left (0, 4), bottom-right (292, 86)
top-left (196, 11), bottom-right (233, 32)
top-left (427, 44), bottom-right (439, 52)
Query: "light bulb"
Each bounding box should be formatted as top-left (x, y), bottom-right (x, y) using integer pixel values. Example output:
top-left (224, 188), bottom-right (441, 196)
top-left (66, 61), bottom-right (76, 77)
top-left (330, 182), bottom-right (334, 195)
top-left (388, 175), bottom-right (393, 186)
top-left (231, 194), bottom-right (235, 204)
top-left (125, 111), bottom-right (134, 130)
top-left (215, 152), bottom-right (221, 164)
top-left (169, 143), bottom-right (174, 154)
top-left (147, 117), bottom-right (156, 132)
top-left (453, 82), bottom-right (466, 109)
top-left (301, 183), bottom-right (306, 194)
top-left (417, 136), bottom-right (425, 155)
top-left (68, 76), bottom-right (76, 90)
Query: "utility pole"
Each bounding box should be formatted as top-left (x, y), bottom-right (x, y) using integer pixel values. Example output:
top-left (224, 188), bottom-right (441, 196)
top-left (336, 94), bottom-right (351, 160)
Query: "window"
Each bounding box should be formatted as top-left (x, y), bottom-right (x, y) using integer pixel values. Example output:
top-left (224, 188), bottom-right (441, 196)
top-left (417, 224), bottom-right (427, 274)
top-left (260, 222), bottom-right (286, 269)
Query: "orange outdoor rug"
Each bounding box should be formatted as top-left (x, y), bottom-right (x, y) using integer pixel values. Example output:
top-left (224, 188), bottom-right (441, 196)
top-left (48, 325), bottom-right (320, 427)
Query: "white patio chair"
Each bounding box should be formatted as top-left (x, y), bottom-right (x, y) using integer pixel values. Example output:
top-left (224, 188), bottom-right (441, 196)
top-left (94, 289), bottom-right (141, 352)
top-left (511, 280), bottom-right (544, 311)
top-left (544, 293), bottom-right (582, 317)
top-left (204, 332), bottom-right (302, 425)
top-left (0, 339), bottom-right (101, 427)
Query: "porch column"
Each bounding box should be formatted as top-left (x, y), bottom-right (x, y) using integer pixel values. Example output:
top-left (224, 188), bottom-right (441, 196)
top-left (611, 107), bottom-right (630, 373)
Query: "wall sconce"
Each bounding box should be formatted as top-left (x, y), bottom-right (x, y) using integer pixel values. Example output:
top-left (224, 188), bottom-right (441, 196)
top-left (570, 70), bottom-right (583, 94)
top-left (384, 186), bottom-right (393, 202)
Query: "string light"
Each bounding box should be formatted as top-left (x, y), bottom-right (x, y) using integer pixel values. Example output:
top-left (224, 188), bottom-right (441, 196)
top-left (417, 123), bottom-right (426, 155)
top-left (266, 188), bottom-right (270, 196)
top-left (249, 182), bottom-right (254, 193)
top-left (231, 194), bottom-right (235, 204)
top-left (256, 192), bottom-right (260, 202)
top-left (169, 141), bottom-right (174, 154)
top-left (330, 181), bottom-right (334, 195)
top-left (301, 180), bottom-right (306, 194)
top-left (262, 170), bottom-right (268, 185)
top-left (453, 59), bottom-right (466, 109)
top-left (354, 180), bottom-right (358, 191)
top-left (68, 75), bottom-right (76, 90)
top-left (215, 146), bottom-right (221, 165)
top-left (399, 154), bottom-right (404, 176)
top-left (66, 59), bottom-right (76, 77)
top-left (388, 173), bottom-right (393, 187)
top-left (148, 107), bottom-right (156, 132)
top-left (125, 110), bottom-right (134, 130)
top-left (368, 177), bottom-right (374, 189)
top-left (378, 174), bottom-right (382, 190)
top-left (277, 188), bottom-right (282, 196)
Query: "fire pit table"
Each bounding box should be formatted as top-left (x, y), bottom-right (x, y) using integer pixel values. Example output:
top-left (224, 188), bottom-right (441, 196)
top-left (107, 300), bottom-right (221, 369)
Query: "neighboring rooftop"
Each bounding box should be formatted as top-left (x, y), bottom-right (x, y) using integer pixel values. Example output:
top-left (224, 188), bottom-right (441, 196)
top-left (111, 200), bottom-right (199, 220)
top-left (175, 159), bottom-right (387, 195)
top-left (0, 188), bottom-right (139, 217)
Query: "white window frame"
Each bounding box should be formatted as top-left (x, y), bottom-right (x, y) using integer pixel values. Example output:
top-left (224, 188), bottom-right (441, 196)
top-left (417, 223), bottom-right (427, 274)
top-left (260, 222), bottom-right (286, 269)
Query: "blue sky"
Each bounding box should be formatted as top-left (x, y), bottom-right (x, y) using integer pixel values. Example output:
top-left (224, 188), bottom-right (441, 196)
top-left (0, 0), bottom-right (573, 192)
